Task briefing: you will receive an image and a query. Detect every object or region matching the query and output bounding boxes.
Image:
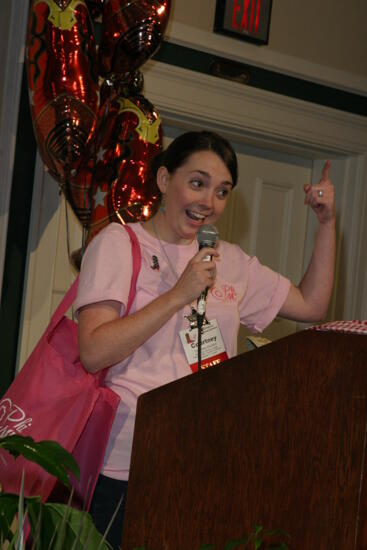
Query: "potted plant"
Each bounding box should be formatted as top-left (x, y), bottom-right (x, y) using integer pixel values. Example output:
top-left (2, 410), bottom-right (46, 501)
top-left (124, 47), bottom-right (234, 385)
top-left (0, 435), bottom-right (112, 549)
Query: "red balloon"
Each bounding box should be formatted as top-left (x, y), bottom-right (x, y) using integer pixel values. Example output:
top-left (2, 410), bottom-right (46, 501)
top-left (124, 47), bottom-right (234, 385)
top-left (26, 0), bottom-right (99, 184)
top-left (64, 158), bottom-right (94, 225)
top-left (65, 70), bottom-right (145, 226)
top-left (85, 0), bottom-right (105, 19)
top-left (87, 92), bottom-right (162, 242)
top-left (99, 70), bottom-right (144, 107)
top-left (98, 0), bottom-right (171, 77)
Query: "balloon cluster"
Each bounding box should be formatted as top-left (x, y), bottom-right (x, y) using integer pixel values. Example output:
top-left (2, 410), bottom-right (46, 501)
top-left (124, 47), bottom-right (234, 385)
top-left (26, 0), bottom-right (170, 248)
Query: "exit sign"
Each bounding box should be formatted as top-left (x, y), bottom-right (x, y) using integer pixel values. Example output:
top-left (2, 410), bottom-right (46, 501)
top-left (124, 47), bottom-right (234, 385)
top-left (214, 0), bottom-right (273, 45)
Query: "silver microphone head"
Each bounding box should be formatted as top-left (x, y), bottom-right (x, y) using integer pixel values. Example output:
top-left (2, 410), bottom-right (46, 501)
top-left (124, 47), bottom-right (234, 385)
top-left (197, 224), bottom-right (219, 249)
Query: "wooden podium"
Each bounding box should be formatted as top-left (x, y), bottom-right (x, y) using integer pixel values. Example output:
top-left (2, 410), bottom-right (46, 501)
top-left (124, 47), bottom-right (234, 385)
top-left (122, 330), bottom-right (367, 549)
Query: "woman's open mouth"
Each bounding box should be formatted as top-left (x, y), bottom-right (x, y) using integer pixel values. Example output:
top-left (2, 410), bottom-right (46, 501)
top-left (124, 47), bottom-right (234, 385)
top-left (185, 209), bottom-right (207, 222)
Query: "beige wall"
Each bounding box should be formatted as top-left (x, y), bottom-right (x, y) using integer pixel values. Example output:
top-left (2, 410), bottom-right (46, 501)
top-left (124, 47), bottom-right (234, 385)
top-left (171, 0), bottom-right (367, 78)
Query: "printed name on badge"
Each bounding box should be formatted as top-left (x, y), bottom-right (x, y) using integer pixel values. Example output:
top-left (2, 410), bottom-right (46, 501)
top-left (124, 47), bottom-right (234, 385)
top-left (179, 319), bottom-right (228, 373)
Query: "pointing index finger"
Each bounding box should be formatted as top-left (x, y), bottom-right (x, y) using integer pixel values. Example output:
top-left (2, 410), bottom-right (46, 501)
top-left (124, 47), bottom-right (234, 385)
top-left (320, 160), bottom-right (331, 182)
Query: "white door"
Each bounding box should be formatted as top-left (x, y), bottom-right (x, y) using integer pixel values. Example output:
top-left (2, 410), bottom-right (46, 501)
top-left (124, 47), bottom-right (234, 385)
top-left (215, 145), bottom-right (311, 354)
top-left (18, 135), bottom-right (312, 368)
top-left (18, 156), bottom-right (82, 371)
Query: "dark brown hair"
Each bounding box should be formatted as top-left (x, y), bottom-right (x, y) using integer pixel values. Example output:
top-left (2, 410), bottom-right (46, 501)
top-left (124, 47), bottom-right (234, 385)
top-left (151, 130), bottom-right (238, 187)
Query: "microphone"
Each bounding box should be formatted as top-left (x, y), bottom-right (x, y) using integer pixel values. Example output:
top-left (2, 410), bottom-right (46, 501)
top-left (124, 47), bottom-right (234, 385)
top-left (196, 224), bottom-right (219, 318)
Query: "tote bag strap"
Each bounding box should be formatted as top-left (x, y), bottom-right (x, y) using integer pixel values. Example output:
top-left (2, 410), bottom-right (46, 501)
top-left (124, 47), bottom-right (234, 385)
top-left (48, 225), bottom-right (141, 333)
top-left (123, 224), bottom-right (141, 315)
top-left (47, 277), bottom-right (79, 333)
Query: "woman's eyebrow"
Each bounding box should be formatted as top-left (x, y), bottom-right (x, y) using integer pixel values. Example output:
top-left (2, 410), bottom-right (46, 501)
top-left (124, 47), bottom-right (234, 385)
top-left (189, 169), bottom-right (210, 177)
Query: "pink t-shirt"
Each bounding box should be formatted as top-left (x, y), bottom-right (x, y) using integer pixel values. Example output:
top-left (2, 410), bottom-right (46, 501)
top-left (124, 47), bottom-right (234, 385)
top-left (75, 222), bottom-right (290, 480)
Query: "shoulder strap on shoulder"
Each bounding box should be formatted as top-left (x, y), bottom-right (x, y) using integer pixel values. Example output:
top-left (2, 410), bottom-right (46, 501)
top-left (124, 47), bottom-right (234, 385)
top-left (123, 225), bottom-right (142, 315)
top-left (49, 224), bottom-right (140, 331)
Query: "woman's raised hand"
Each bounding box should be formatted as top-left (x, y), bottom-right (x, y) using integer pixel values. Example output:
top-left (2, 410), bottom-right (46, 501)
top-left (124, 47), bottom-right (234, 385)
top-left (303, 160), bottom-right (335, 224)
top-left (280, 160), bottom-right (336, 323)
top-left (171, 247), bottom-right (219, 307)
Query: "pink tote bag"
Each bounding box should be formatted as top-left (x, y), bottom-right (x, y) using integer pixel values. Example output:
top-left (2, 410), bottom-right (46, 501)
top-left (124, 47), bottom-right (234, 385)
top-left (0, 225), bottom-right (141, 509)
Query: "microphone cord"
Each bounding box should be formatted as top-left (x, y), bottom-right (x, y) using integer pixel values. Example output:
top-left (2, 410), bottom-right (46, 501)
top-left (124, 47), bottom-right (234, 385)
top-left (197, 313), bottom-right (204, 371)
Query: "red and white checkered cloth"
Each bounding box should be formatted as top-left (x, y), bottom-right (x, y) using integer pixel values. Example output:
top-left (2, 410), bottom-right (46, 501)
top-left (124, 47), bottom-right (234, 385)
top-left (310, 320), bottom-right (367, 334)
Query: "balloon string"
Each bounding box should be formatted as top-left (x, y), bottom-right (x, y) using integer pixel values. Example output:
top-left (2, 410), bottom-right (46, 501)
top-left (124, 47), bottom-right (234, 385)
top-left (115, 209), bottom-right (126, 226)
top-left (64, 189), bottom-right (72, 265)
top-left (81, 224), bottom-right (87, 255)
top-left (111, 179), bottom-right (126, 226)
top-left (63, 189), bottom-right (77, 320)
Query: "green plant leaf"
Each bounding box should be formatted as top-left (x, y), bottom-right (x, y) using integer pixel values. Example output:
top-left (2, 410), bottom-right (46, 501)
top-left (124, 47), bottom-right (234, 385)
top-left (16, 470), bottom-right (26, 550)
top-left (0, 435), bottom-right (80, 487)
top-left (27, 500), bottom-right (112, 549)
top-left (0, 494), bottom-right (19, 542)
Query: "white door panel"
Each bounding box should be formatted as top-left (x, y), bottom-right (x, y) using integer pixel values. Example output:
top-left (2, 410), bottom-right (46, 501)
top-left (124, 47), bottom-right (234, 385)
top-left (216, 150), bottom-right (311, 353)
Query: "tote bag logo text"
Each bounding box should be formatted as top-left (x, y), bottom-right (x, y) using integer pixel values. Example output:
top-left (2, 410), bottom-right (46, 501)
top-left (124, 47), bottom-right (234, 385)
top-left (0, 398), bottom-right (32, 437)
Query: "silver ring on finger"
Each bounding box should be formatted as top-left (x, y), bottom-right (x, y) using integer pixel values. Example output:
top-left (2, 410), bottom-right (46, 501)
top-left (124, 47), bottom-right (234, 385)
top-left (317, 189), bottom-right (324, 198)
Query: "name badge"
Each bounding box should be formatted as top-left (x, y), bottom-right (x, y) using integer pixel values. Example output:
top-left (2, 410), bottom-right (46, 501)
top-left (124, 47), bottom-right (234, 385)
top-left (179, 319), bottom-right (228, 373)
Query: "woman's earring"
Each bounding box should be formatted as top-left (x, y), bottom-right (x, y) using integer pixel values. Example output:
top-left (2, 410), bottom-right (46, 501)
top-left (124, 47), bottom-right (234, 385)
top-left (160, 193), bottom-right (166, 212)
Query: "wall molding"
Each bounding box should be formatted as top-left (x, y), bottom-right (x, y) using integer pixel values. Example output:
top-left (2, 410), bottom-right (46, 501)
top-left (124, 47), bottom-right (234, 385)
top-left (167, 21), bottom-right (367, 97)
top-left (144, 61), bottom-right (367, 155)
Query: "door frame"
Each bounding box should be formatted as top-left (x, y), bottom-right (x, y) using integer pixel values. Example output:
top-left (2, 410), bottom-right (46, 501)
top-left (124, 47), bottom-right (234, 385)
top-left (0, 0), bottom-right (29, 297)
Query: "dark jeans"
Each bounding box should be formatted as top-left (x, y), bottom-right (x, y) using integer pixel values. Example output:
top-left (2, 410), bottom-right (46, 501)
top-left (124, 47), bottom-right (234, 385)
top-left (89, 474), bottom-right (128, 550)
